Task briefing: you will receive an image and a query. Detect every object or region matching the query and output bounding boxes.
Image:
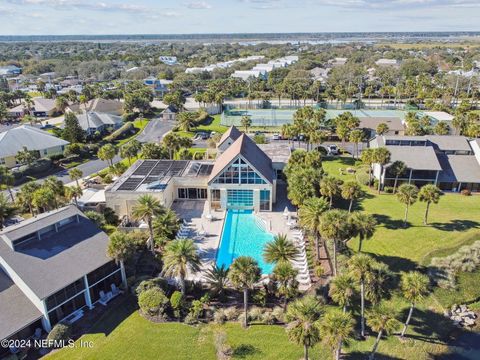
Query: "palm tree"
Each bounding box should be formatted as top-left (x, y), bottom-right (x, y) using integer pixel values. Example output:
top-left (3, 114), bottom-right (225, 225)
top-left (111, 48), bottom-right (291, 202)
top-left (348, 253), bottom-right (375, 338)
top-left (340, 181), bottom-right (363, 213)
top-left (79, 94), bottom-right (91, 131)
top-left (319, 209), bottom-right (352, 276)
top-left (361, 148), bottom-right (375, 187)
top-left (68, 168), bottom-right (83, 188)
top-left (16, 181), bottom-right (41, 216)
top-left (350, 212), bottom-right (376, 252)
top-left (55, 96), bottom-right (69, 113)
top-left (43, 176), bottom-right (65, 209)
top-left (162, 239), bottom-right (201, 295)
top-left (0, 166), bottom-right (15, 202)
top-left (376, 123), bottom-right (389, 135)
top-left (131, 195), bottom-right (165, 253)
top-left (298, 197), bottom-right (329, 261)
top-left (0, 193), bottom-right (17, 229)
top-left (367, 304), bottom-right (401, 360)
top-left (240, 115), bottom-right (252, 133)
top-left (272, 262), bottom-right (298, 309)
top-left (228, 256), bottom-right (261, 328)
top-left (418, 184), bottom-right (441, 225)
top-left (396, 184), bottom-right (419, 226)
top-left (65, 186), bottom-right (83, 208)
top-left (176, 112), bottom-right (197, 132)
top-left (285, 295), bottom-right (324, 360)
top-left (107, 231), bottom-right (136, 264)
top-left (400, 271), bottom-right (430, 338)
top-left (32, 187), bottom-right (55, 213)
top-left (320, 176), bottom-right (341, 208)
top-left (263, 234), bottom-right (299, 265)
top-left (321, 310), bottom-right (355, 360)
top-left (205, 264), bottom-right (229, 298)
top-left (153, 209), bottom-right (180, 244)
top-left (389, 161), bottom-right (407, 194)
top-left (349, 129), bottom-right (364, 159)
top-left (373, 147), bottom-right (391, 194)
top-left (329, 273), bottom-right (356, 313)
top-left (97, 144), bottom-right (117, 168)
top-left (120, 139), bottom-right (142, 166)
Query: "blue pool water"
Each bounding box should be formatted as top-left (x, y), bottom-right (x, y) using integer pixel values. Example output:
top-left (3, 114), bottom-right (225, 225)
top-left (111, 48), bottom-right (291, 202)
top-left (216, 210), bottom-right (274, 274)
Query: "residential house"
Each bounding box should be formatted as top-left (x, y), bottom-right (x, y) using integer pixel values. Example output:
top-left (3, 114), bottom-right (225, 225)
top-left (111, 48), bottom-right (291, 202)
top-left (370, 135), bottom-right (480, 192)
top-left (68, 98), bottom-right (123, 116)
top-left (161, 105), bottom-right (178, 121)
top-left (144, 77), bottom-right (173, 98)
top-left (0, 206), bottom-right (126, 352)
top-left (0, 125), bottom-right (69, 168)
top-left (75, 112), bottom-right (123, 136)
top-left (0, 65), bottom-right (22, 77)
top-left (8, 98), bottom-right (56, 119)
top-left (375, 59), bottom-right (401, 67)
top-left (359, 117), bottom-right (405, 138)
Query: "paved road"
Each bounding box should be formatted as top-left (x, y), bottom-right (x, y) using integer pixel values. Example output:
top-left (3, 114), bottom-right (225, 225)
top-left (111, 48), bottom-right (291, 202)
top-left (136, 118), bottom-right (175, 143)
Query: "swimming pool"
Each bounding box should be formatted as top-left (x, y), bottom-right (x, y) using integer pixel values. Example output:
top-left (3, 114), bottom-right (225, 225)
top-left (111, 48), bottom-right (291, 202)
top-left (216, 209), bottom-right (274, 274)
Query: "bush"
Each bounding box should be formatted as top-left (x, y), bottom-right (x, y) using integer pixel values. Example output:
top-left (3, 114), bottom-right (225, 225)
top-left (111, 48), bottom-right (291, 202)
top-left (49, 153), bottom-right (65, 162)
top-left (213, 309), bottom-right (227, 324)
top-left (262, 310), bottom-right (276, 325)
top-left (102, 174), bottom-right (113, 184)
top-left (384, 186), bottom-right (394, 194)
top-left (272, 306), bottom-right (285, 323)
top-left (237, 312), bottom-right (250, 325)
top-left (134, 278), bottom-right (169, 296)
top-left (461, 189), bottom-right (472, 196)
top-left (138, 287), bottom-right (169, 317)
top-left (253, 134), bottom-right (267, 144)
top-left (103, 207), bottom-right (119, 225)
top-left (184, 312), bottom-right (198, 325)
top-left (47, 323), bottom-right (71, 343)
top-left (224, 306), bottom-right (240, 321)
top-left (373, 179), bottom-right (379, 189)
top-left (252, 288), bottom-right (267, 306)
top-left (85, 210), bottom-right (106, 228)
top-left (314, 265), bottom-right (324, 278)
top-left (356, 171), bottom-right (370, 186)
top-left (170, 291), bottom-right (184, 318)
top-left (249, 306), bottom-right (264, 321)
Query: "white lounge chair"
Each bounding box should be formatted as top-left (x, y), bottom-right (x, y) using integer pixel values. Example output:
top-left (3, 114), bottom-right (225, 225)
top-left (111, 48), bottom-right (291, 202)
top-left (111, 283), bottom-right (123, 296)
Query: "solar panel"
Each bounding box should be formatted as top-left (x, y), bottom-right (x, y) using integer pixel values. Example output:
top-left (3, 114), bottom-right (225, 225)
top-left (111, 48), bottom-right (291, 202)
top-left (133, 160), bottom-right (157, 176)
top-left (187, 162), bottom-right (202, 176)
top-left (168, 161), bottom-right (188, 175)
top-left (150, 161), bottom-right (172, 176)
top-left (142, 176), bottom-right (161, 185)
top-left (118, 178), bottom-right (143, 191)
top-left (199, 164), bottom-right (214, 176)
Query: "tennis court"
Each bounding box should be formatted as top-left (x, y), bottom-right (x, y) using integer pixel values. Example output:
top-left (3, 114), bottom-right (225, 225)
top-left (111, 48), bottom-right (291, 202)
top-left (221, 108), bottom-right (407, 127)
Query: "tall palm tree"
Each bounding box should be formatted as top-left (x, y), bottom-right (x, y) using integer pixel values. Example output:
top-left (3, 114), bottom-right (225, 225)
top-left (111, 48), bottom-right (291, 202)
top-left (107, 231), bottom-right (136, 264)
top-left (396, 184), bottom-right (419, 226)
top-left (240, 115), bottom-right (252, 133)
top-left (272, 262), bottom-right (299, 309)
top-left (162, 239), bottom-right (201, 295)
top-left (68, 168), bottom-right (83, 188)
top-left (263, 234), bottom-right (299, 265)
top-left (153, 209), bottom-right (180, 244)
top-left (350, 212), bottom-right (377, 252)
top-left (349, 129), bottom-right (364, 159)
top-left (367, 304), bottom-right (401, 360)
top-left (32, 187), bottom-right (55, 213)
top-left (228, 256), bottom-right (261, 328)
top-left (285, 295), bottom-right (324, 360)
top-left (319, 209), bottom-right (352, 276)
top-left (132, 194), bottom-right (165, 253)
top-left (43, 176), bottom-right (65, 209)
top-left (205, 264), bottom-right (229, 298)
top-left (373, 147), bottom-right (391, 194)
top-left (298, 197), bottom-right (329, 261)
top-left (79, 94), bottom-right (91, 131)
top-left (320, 176), bottom-right (340, 208)
top-left (348, 253), bottom-right (375, 338)
top-left (329, 273), bottom-right (356, 313)
top-left (361, 148), bottom-right (375, 187)
top-left (389, 161), bottom-right (407, 194)
top-left (321, 310), bottom-right (355, 360)
top-left (400, 271), bottom-right (430, 338)
top-left (418, 184), bottom-right (441, 225)
top-left (65, 186), bottom-right (83, 208)
top-left (97, 144), bottom-right (117, 168)
top-left (340, 181), bottom-right (363, 213)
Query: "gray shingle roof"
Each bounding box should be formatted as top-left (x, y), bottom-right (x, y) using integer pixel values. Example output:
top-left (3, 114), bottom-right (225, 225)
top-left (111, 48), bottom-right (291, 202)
top-left (209, 133), bottom-right (274, 184)
top-left (0, 125), bottom-right (69, 158)
top-left (0, 269), bottom-right (42, 340)
top-left (387, 146), bottom-right (442, 171)
top-left (437, 154), bottom-right (480, 183)
top-left (218, 126), bottom-right (242, 148)
top-left (0, 206), bottom-right (112, 300)
top-left (426, 135), bottom-right (472, 152)
top-left (75, 112), bottom-right (123, 131)
top-left (359, 117), bottom-right (404, 132)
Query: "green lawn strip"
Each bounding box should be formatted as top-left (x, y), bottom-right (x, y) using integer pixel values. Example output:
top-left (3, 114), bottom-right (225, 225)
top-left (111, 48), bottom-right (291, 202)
top-left (432, 269), bottom-right (480, 308)
top-left (115, 119), bottom-right (149, 146)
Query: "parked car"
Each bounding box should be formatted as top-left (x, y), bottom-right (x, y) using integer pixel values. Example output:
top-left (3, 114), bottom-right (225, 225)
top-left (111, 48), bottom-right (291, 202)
top-left (327, 144), bottom-right (339, 155)
top-left (272, 133), bottom-right (281, 140)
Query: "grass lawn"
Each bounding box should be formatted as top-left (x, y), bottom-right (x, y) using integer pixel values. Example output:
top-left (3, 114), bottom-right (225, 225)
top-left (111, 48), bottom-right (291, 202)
top-left (115, 118), bottom-right (149, 146)
top-left (196, 115), bottom-right (228, 134)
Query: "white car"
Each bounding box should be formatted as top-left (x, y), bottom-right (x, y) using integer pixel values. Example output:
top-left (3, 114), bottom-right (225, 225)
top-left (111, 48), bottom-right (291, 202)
top-left (327, 144), bottom-right (339, 155)
top-left (272, 133), bottom-right (281, 140)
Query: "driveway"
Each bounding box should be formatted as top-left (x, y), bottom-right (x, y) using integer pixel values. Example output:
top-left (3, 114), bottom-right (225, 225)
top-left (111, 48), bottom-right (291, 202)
top-left (136, 118), bottom-right (175, 143)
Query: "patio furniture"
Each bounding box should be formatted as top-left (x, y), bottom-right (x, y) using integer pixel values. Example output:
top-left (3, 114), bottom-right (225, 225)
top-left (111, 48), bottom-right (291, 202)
top-left (63, 309), bottom-right (84, 325)
top-left (32, 328), bottom-right (43, 340)
top-left (99, 290), bottom-right (114, 306)
top-left (111, 283), bottom-right (123, 296)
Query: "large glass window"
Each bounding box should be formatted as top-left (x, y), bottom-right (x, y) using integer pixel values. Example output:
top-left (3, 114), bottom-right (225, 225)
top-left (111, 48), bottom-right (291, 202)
top-left (48, 292), bottom-right (86, 326)
top-left (46, 279), bottom-right (85, 311)
top-left (227, 190), bottom-right (254, 208)
top-left (87, 261), bottom-right (120, 286)
top-left (178, 188), bottom-right (207, 199)
top-left (260, 190), bottom-right (270, 211)
top-left (89, 270), bottom-right (123, 303)
top-left (213, 158), bottom-right (266, 185)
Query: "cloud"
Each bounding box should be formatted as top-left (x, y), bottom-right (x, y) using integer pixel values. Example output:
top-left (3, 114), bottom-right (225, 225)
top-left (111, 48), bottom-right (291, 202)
top-left (185, 1), bottom-right (212, 9)
top-left (312, 0), bottom-right (480, 9)
top-left (6, 0), bottom-right (150, 13)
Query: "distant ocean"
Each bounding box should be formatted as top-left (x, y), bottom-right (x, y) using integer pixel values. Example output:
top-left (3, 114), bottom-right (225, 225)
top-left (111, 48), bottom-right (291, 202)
top-left (0, 32), bottom-right (479, 43)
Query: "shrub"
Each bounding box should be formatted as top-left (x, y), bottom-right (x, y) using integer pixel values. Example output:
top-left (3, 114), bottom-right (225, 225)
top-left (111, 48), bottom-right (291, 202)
top-left (102, 174), bottom-right (113, 184)
top-left (47, 323), bottom-right (71, 343)
top-left (252, 288), bottom-right (267, 306)
top-left (373, 179), bottom-right (379, 189)
top-left (103, 207), bottom-right (119, 225)
top-left (314, 265), bottom-right (324, 278)
top-left (237, 312), bottom-right (250, 325)
top-left (224, 306), bottom-right (240, 321)
top-left (249, 306), bottom-right (264, 321)
top-left (184, 312), bottom-right (198, 325)
top-left (253, 134), bottom-right (267, 144)
top-left (138, 287), bottom-right (169, 317)
top-left (356, 171), bottom-right (370, 186)
top-left (134, 278), bottom-right (169, 296)
top-left (461, 189), bottom-right (472, 196)
top-left (272, 306), bottom-right (285, 323)
top-left (213, 309), bottom-right (227, 324)
top-left (384, 186), bottom-right (394, 194)
top-left (85, 211), bottom-right (106, 228)
top-left (104, 122), bottom-right (134, 142)
top-left (170, 291), bottom-right (184, 318)
top-left (262, 310), bottom-right (276, 325)
top-left (49, 153), bottom-right (65, 162)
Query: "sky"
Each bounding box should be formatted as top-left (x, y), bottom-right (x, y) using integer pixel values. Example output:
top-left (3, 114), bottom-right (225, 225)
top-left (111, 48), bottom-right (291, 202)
top-left (0, 0), bottom-right (479, 35)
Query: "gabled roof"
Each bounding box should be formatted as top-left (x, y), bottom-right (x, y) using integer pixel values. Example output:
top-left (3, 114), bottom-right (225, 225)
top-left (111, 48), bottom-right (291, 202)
top-left (218, 126), bottom-right (242, 147)
top-left (75, 112), bottom-right (123, 131)
top-left (209, 133), bottom-right (273, 184)
top-left (0, 125), bottom-right (69, 158)
top-left (68, 98), bottom-right (123, 114)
